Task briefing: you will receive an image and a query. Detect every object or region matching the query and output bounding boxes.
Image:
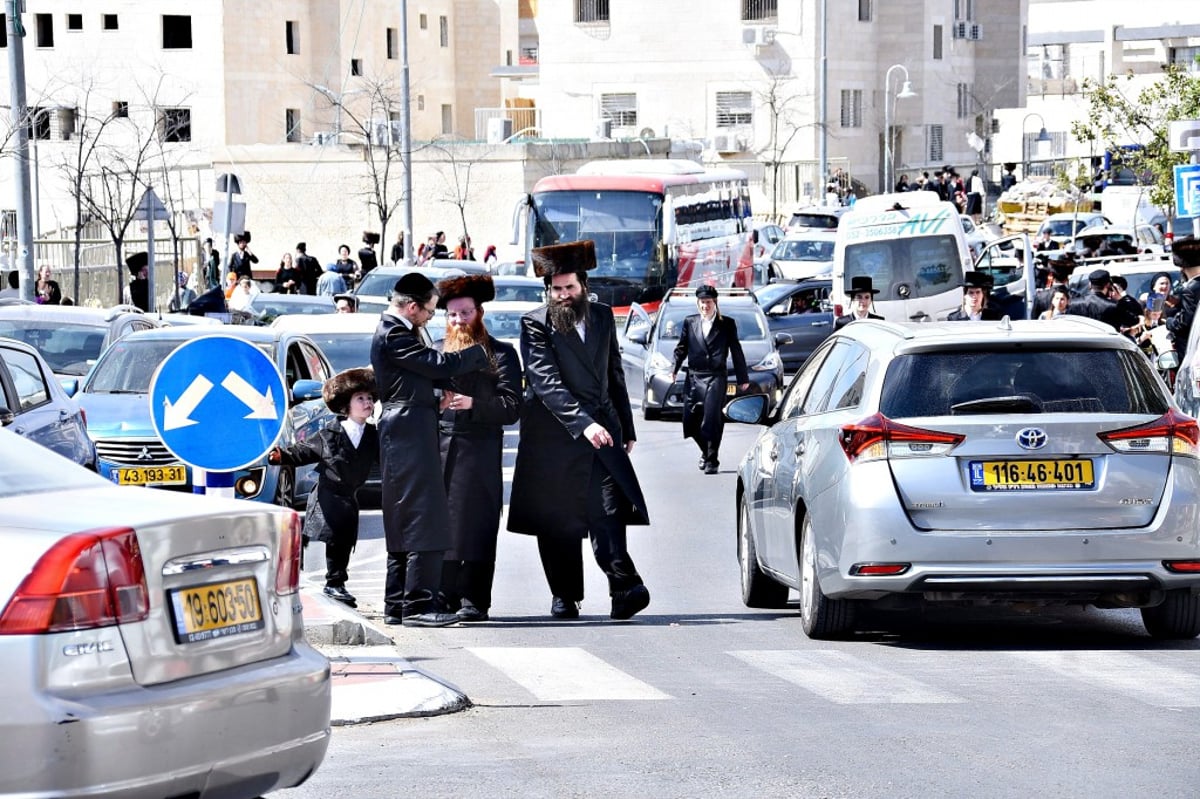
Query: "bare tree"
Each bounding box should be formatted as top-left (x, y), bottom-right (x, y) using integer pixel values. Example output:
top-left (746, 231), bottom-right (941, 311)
top-left (754, 66), bottom-right (814, 221)
top-left (426, 136), bottom-right (497, 255)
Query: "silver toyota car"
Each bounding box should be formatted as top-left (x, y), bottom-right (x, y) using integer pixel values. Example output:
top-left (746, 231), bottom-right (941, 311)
top-left (729, 317), bottom-right (1200, 640)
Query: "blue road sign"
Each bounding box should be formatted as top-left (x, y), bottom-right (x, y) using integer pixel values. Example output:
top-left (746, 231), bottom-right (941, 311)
top-left (1175, 164), bottom-right (1200, 219)
top-left (149, 336), bottom-right (286, 472)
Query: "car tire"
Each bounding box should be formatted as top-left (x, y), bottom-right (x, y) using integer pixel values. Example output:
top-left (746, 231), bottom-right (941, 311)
top-left (274, 466), bottom-right (296, 509)
top-left (738, 496), bottom-right (789, 609)
top-left (642, 401), bottom-right (661, 421)
top-left (1140, 590), bottom-right (1200, 639)
top-left (798, 515), bottom-right (856, 639)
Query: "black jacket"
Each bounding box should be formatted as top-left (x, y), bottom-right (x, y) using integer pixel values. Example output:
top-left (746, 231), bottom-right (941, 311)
top-left (947, 307), bottom-right (1004, 321)
top-left (1167, 276), bottom-right (1200, 358)
top-left (1067, 290), bottom-right (1139, 331)
top-left (834, 312), bottom-right (884, 330)
top-left (275, 420), bottom-right (379, 545)
top-left (671, 314), bottom-right (750, 381)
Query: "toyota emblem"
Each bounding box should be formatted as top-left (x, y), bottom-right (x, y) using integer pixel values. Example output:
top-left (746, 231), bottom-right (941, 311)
top-left (1016, 427), bottom-right (1047, 450)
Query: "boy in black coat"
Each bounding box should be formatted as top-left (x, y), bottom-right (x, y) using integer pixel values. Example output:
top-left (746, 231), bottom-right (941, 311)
top-left (269, 367), bottom-right (379, 607)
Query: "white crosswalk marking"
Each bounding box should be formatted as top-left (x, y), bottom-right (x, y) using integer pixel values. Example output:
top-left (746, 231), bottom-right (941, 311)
top-left (728, 650), bottom-right (966, 704)
top-left (468, 647), bottom-right (671, 701)
top-left (1007, 651), bottom-right (1200, 708)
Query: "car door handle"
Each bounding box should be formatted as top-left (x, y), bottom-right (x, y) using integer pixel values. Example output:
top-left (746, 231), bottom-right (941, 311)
top-left (794, 441), bottom-right (806, 457)
top-left (768, 442), bottom-right (780, 461)
top-left (810, 321), bottom-right (829, 327)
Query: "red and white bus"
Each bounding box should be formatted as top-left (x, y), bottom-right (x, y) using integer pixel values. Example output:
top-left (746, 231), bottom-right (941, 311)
top-left (511, 159), bottom-right (754, 315)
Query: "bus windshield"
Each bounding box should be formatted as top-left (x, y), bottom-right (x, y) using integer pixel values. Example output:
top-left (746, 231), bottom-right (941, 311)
top-left (531, 190), bottom-right (662, 281)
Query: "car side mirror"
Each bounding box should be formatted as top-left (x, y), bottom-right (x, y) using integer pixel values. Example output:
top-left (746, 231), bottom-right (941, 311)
top-left (0, 406), bottom-right (13, 427)
top-left (59, 378), bottom-right (80, 398)
top-left (626, 326), bottom-right (650, 346)
top-left (1157, 351), bottom-right (1180, 371)
top-left (724, 394), bottom-right (769, 425)
top-left (774, 332), bottom-right (794, 347)
top-left (291, 379), bottom-right (324, 405)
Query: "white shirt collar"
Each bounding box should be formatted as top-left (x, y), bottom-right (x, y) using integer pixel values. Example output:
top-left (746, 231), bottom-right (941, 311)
top-left (341, 418), bottom-right (365, 447)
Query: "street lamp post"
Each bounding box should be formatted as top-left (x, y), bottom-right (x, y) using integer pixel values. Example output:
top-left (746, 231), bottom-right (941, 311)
top-left (1022, 112), bottom-right (1053, 178)
top-left (883, 64), bottom-right (917, 194)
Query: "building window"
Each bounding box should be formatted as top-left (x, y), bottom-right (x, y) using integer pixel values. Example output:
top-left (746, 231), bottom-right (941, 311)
top-left (933, 24), bottom-right (943, 60)
top-left (112, 100), bottom-right (129, 118)
top-left (0, 15), bottom-right (7, 48)
top-left (67, 14), bottom-right (83, 31)
top-left (441, 104), bottom-right (453, 135)
top-left (286, 109), bottom-right (301, 143)
top-left (419, 13), bottom-right (427, 29)
top-left (351, 59), bottom-right (363, 76)
top-left (741, 0), bottom-right (777, 22)
top-left (27, 107), bottom-right (51, 140)
top-left (439, 16), bottom-right (448, 47)
top-left (162, 15), bottom-right (192, 49)
top-left (575, 0), bottom-right (610, 24)
top-left (954, 0), bottom-right (975, 20)
top-left (418, 95), bottom-right (425, 111)
top-left (158, 108), bottom-right (192, 142)
top-left (1170, 46), bottom-right (1200, 69)
top-left (600, 93), bottom-right (637, 128)
top-left (927, 124), bottom-right (944, 163)
top-left (387, 28), bottom-right (398, 59)
top-left (956, 83), bottom-right (973, 119)
top-left (36, 13), bottom-right (54, 47)
top-left (858, 0), bottom-right (872, 22)
top-left (102, 14), bottom-right (118, 31)
top-left (716, 91), bottom-right (753, 127)
top-left (286, 20), bottom-right (299, 54)
top-left (839, 89), bottom-right (863, 128)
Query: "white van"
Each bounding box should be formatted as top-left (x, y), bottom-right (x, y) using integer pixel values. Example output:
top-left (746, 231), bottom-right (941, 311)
top-left (830, 192), bottom-right (973, 322)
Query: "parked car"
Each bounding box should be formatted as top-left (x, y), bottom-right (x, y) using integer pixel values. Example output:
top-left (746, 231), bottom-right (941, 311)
top-left (620, 287), bottom-right (788, 420)
top-left (753, 278), bottom-right (835, 370)
top-left (766, 232), bottom-right (836, 281)
top-left (1069, 223), bottom-right (1168, 259)
top-left (0, 427), bottom-right (330, 797)
top-left (0, 304), bottom-right (161, 382)
top-left (245, 291), bottom-right (337, 322)
top-left (1036, 211), bottom-right (1111, 247)
top-left (482, 299), bottom-right (540, 356)
top-left (352, 265), bottom-right (468, 314)
top-left (0, 336), bottom-right (96, 467)
top-left (77, 326), bottom-right (334, 508)
top-left (786, 205), bottom-right (846, 233)
top-left (272, 310), bottom-right (380, 372)
top-left (491, 275), bottom-right (547, 304)
top-left (728, 317), bottom-right (1200, 640)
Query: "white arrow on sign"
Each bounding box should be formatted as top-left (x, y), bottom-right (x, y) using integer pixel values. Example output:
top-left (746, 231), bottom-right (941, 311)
top-left (163, 375), bottom-right (214, 431)
top-left (221, 372), bottom-right (277, 420)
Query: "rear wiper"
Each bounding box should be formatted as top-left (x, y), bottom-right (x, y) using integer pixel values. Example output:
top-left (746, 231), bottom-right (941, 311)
top-left (951, 395), bottom-right (1041, 415)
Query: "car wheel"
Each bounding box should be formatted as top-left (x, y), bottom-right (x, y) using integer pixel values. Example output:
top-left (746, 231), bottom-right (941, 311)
top-left (738, 496), bottom-right (789, 609)
top-left (798, 515), bottom-right (856, 639)
top-left (273, 466), bottom-right (296, 509)
top-left (642, 396), bottom-right (661, 421)
top-left (1140, 590), bottom-right (1200, 639)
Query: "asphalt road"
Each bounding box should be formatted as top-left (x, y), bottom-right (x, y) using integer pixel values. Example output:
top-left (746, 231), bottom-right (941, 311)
top-left (287, 410), bottom-right (1200, 799)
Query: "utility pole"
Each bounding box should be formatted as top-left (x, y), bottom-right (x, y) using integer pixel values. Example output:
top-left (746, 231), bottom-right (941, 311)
top-left (399, 0), bottom-right (414, 264)
top-left (6, 2), bottom-right (35, 302)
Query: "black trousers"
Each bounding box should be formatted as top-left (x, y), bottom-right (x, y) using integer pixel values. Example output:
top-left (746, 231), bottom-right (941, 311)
top-left (536, 458), bottom-right (642, 601)
top-left (324, 541), bottom-right (352, 588)
top-left (384, 550), bottom-right (446, 617)
top-left (441, 560), bottom-right (497, 611)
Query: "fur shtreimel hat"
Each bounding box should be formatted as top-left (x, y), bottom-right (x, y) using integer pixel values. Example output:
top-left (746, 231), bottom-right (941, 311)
top-left (323, 367), bottom-right (376, 415)
top-left (363, 231), bottom-right (381, 245)
top-left (125, 251), bottom-right (149, 274)
top-left (437, 274), bottom-right (495, 308)
top-left (234, 231), bottom-right (251, 244)
top-left (1173, 235), bottom-right (1200, 270)
top-left (531, 240), bottom-right (597, 278)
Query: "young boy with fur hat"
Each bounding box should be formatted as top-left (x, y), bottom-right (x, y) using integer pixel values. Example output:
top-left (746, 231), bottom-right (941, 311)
top-left (268, 367), bottom-right (379, 607)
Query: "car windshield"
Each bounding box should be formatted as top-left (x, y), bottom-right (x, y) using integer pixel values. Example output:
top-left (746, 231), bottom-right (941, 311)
top-left (657, 305), bottom-right (768, 341)
top-left (879, 348), bottom-right (1167, 417)
top-left (86, 338), bottom-right (275, 394)
top-left (1043, 219), bottom-right (1091, 237)
top-left (307, 333), bottom-right (372, 373)
top-left (790, 213), bottom-right (838, 229)
top-left (483, 310), bottom-right (527, 340)
top-left (754, 283), bottom-right (810, 309)
top-left (493, 283), bottom-right (545, 303)
top-left (250, 297), bottom-right (335, 318)
top-left (0, 320), bottom-right (106, 375)
top-left (357, 271), bottom-right (401, 296)
top-left (773, 239), bottom-right (835, 261)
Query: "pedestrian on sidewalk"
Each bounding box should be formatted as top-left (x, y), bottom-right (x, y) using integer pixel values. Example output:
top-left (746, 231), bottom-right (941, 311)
top-left (507, 240), bottom-right (652, 622)
top-left (371, 273), bottom-right (490, 627)
top-left (436, 275), bottom-right (523, 622)
top-left (268, 367), bottom-right (379, 608)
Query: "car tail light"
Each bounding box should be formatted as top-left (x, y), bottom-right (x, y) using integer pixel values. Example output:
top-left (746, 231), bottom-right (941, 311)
top-left (833, 303), bottom-right (844, 317)
top-left (839, 413), bottom-right (965, 463)
top-left (0, 527), bottom-right (149, 635)
top-left (1098, 409), bottom-right (1199, 458)
top-left (275, 510), bottom-right (303, 595)
top-left (1163, 560), bottom-right (1200, 573)
top-left (849, 563), bottom-right (911, 576)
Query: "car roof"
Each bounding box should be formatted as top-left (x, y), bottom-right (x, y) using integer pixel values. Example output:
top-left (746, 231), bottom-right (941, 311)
top-left (118, 325), bottom-right (293, 344)
top-left (834, 317), bottom-right (1129, 351)
top-left (780, 230), bottom-right (838, 241)
top-left (0, 304), bottom-right (157, 324)
top-left (271, 312), bottom-right (383, 333)
top-left (491, 275), bottom-right (543, 285)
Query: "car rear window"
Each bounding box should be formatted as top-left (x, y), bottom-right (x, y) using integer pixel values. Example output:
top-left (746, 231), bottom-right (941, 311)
top-left (790, 213), bottom-right (839, 229)
top-left (880, 348), bottom-right (1168, 417)
top-left (0, 321), bottom-right (106, 376)
top-left (842, 234), bottom-right (959, 301)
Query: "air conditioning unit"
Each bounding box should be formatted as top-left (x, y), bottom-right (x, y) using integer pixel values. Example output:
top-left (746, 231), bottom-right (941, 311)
top-left (312, 131), bottom-right (337, 146)
top-left (741, 26), bottom-right (775, 48)
top-left (594, 119), bottom-right (613, 139)
top-left (713, 135), bottom-right (743, 153)
top-left (953, 21), bottom-right (969, 39)
top-left (370, 120), bottom-right (406, 147)
top-left (486, 117), bottom-right (514, 144)
top-left (968, 23), bottom-right (983, 40)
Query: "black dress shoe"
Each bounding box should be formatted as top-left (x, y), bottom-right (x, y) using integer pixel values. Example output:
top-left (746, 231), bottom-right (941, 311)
top-left (383, 614), bottom-right (404, 625)
top-left (456, 604), bottom-right (490, 622)
top-left (550, 596), bottom-right (580, 619)
top-left (704, 462), bottom-right (719, 475)
top-left (610, 585), bottom-right (651, 620)
top-left (323, 585), bottom-right (357, 607)
top-left (402, 611), bottom-right (461, 627)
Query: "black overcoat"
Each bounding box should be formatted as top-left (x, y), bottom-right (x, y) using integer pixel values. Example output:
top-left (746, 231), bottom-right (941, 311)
top-left (947, 307), bottom-right (1004, 321)
top-left (275, 420), bottom-right (379, 547)
top-left (507, 303), bottom-right (650, 538)
top-left (672, 314), bottom-right (749, 442)
top-left (370, 313), bottom-right (488, 552)
top-left (834, 312), bottom-right (884, 330)
top-left (439, 337), bottom-right (523, 560)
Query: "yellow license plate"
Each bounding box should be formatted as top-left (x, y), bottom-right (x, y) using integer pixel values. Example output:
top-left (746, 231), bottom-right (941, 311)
top-left (726, 383), bottom-right (738, 396)
top-left (168, 578), bottom-right (265, 644)
top-left (969, 459), bottom-right (1095, 492)
top-left (117, 465), bottom-right (187, 486)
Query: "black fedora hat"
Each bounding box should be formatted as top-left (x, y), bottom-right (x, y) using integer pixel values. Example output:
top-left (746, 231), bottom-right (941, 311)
top-left (848, 275), bottom-right (879, 296)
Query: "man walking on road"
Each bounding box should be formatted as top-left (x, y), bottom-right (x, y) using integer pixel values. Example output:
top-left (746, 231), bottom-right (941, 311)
top-left (371, 273), bottom-right (489, 627)
top-left (507, 240), bottom-right (652, 622)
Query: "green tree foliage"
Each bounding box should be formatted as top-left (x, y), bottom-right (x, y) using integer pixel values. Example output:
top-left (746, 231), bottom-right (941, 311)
top-left (1071, 64), bottom-right (1200, 224)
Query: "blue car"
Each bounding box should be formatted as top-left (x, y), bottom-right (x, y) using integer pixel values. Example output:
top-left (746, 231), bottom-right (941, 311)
top-left (77, 326), bottom-right (334, 507)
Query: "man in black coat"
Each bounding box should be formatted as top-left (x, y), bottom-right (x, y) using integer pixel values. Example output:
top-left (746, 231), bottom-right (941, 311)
top-left (295, 242), bottom-right (323, 295)
top-left (228, 232), bottom-right (258, 280)
top-left (948, 271), bottom-right (1005, 321)
top-left (507, 240), bottom-right (652, 621)
top-left (1031, 253), bottom-right (1074, 319)
top-left (358, 231), bottom-right (380, 279)
top-left (1166, 236), bottom-right (1200, 360)
top-left (671, 285), bottom-right (749, 474)
top-left (371, 272), bottom-right (489, 627)
top-left (1066, 269), bottom-right (1140, 332)
top-left (834, 275), bottom-right (885, 329)
top-left (436, 274), bottom-right (523, 622)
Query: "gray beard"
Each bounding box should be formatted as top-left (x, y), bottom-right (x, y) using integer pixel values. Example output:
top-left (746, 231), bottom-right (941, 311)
top-left (548, 293), bottom-right (589, 335)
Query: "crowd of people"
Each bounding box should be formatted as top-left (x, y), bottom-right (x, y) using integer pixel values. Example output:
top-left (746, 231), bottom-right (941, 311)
top-left (892, 164), bottom-right (987, 222)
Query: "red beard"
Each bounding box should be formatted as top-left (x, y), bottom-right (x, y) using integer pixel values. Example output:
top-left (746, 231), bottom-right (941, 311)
top-left (444, 314), bottom-right (488, 352)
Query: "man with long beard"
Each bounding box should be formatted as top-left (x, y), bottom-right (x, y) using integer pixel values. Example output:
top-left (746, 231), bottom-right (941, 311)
top-left (507, 240), bottom-right (652, 621)
top-left (436, 275), bottom-right (523, 621)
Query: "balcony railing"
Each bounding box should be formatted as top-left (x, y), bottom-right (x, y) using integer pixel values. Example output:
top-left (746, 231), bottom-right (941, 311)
top-left (473, 106), bottom-right (542, 141)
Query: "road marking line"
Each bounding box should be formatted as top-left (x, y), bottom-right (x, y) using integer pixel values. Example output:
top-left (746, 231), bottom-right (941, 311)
top-left (468, 647), bottom-right (671, 701)
top-left (1007, 651), bottom-right (1200, 707)
top-left (729, 650), bottom-right (965, 704)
